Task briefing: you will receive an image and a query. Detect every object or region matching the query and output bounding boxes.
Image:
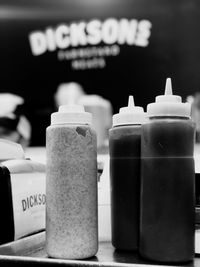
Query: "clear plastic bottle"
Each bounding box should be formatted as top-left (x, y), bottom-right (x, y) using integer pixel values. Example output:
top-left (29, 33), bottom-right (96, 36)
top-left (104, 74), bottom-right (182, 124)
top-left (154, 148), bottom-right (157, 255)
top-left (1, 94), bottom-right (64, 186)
top-left (109, 96), bottom-right (145, 250)
top-left (140, 78), bottom-right (195, 262)
top-left (46, 105), bottom-right (98, 259)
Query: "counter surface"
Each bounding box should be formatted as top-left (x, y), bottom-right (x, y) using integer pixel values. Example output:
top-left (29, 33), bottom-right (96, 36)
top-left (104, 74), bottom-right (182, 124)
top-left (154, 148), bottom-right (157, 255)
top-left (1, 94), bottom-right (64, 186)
top-left (0, 232), bottom-right (199, 267)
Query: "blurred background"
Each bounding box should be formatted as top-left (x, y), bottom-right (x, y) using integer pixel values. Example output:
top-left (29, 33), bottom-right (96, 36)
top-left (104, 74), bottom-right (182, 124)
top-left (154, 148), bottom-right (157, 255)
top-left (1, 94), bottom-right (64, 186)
top-left (0, 0), bottom-right (200, 146)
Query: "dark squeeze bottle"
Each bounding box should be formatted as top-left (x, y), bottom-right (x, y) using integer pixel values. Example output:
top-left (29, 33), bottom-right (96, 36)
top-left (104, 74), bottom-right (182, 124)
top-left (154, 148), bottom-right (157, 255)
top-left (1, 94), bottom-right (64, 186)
top-left (140, 78), bottom-right (195, 262)
top-left (109, 96), bottom-right (145, 250)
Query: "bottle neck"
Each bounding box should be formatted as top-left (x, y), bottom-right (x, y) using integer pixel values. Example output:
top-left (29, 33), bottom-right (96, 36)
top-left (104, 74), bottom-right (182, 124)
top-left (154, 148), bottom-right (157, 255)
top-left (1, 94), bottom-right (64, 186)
top-left (148, 116), bottom-right (190, 120)
top-left (113, 123), bottom-right (142, 128)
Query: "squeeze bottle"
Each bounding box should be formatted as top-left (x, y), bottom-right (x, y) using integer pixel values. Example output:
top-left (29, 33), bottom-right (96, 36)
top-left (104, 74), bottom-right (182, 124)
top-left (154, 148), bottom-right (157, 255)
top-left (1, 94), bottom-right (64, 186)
top-left (46, 105), bottom-right (98, 259)
top-left (109, 96), bottom-right (145, 250)
top-left (140, 78), bottom-right (195, 262)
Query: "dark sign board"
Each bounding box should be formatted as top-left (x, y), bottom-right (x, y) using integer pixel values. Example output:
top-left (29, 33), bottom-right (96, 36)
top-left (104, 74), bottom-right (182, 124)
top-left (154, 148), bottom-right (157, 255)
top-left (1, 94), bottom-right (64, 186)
top-left (0, 0), bottom-right (199, 145)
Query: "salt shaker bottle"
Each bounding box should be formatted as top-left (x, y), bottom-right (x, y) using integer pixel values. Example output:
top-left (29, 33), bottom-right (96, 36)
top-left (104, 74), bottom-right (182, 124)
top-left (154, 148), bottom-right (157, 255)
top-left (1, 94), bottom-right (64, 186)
top-left (140, 78), bottom-right (195, 262)
top-left (109, 96), bottom-right (145, 250)
top-left (46, 105), bottom-right (98, 259)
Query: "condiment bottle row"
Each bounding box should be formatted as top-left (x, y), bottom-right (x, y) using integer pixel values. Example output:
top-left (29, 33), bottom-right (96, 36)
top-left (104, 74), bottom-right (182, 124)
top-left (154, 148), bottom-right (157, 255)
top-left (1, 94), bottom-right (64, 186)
top-left (45, 78), bottom-right (195, 263)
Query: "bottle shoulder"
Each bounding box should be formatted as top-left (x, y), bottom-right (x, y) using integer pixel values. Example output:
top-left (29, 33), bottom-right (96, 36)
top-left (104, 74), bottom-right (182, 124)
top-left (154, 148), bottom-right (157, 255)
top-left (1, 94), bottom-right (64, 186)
top-left (110, 124), bottom-right (141, 130)
top-left (147, 116), bottom-right (193, 121)
top-left (144, 117), bottom-right (195, 127)
top-left (142, 118), bottom-right (195, 141)
top-left (47, 124), bottom-right (92, 129)
top-left (109, 124), bottom-right (141, 137)
top-left (47, 124), bottom-right (96, 135)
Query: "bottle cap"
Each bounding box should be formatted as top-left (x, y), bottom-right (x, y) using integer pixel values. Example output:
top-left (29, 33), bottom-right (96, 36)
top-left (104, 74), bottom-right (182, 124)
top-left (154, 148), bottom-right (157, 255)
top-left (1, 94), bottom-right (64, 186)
top-left (147, 78), bottom-right (191, 118)
top-left (51, 104), bottom-right (92, 125)
top-left (112, 96), bottom-right (145, 126)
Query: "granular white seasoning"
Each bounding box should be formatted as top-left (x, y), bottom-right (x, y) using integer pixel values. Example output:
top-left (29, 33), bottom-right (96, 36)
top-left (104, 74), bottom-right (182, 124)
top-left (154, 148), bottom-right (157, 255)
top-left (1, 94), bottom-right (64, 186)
top-left (46, 123), bottom-right (98, 259)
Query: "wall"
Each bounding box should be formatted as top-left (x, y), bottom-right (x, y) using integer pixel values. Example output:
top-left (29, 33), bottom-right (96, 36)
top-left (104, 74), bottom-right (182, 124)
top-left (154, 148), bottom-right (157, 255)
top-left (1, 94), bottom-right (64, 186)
top-left (0, 0), bottom-right (199, 145)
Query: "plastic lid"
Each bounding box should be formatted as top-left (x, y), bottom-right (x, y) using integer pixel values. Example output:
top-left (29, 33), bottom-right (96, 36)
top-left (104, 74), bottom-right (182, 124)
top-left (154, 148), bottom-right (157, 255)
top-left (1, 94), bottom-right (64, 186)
top-left (147, 78), bottom-right (191, 118)
top-left (51, 104), bottom-right (92, 125)
top-left (112, 96), bottom-right (145, 126)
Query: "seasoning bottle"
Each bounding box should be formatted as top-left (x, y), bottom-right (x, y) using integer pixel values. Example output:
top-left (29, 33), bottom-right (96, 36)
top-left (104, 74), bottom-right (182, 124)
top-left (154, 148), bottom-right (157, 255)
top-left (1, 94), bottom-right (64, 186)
top-left (140, 78), bottom-right (195, 262)
top-left (109, 96), bottom-right (145, 250)
top-left (46, 105), bottom-right (98, 259)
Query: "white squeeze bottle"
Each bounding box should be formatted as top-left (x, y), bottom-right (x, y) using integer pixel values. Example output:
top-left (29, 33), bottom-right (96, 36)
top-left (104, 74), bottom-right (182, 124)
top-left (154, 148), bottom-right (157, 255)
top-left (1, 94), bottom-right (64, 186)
top-left (46, 105), bottom-right (98, 259)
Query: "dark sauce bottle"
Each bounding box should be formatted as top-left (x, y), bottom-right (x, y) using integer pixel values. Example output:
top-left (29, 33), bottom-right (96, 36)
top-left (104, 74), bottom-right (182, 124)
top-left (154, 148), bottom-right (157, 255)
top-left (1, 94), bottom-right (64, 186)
top-left (109, 96), bottom-right (145, 250)
top-left (140, 78), bottom-right (195, 262)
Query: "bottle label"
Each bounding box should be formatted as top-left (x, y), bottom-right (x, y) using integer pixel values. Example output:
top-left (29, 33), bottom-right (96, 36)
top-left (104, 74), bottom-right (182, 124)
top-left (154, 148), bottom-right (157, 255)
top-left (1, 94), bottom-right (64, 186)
top-left (10, 172), bottom-right (46, 240)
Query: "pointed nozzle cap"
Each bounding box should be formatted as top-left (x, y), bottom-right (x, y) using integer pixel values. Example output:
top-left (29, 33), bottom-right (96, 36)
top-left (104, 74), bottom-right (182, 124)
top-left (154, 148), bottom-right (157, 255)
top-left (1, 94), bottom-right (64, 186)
top-left (156, 78), bottom-right (181, 103)
top-left (113, 95), bottom-right (145, 126)
top-left (147, 78), bottom-right (191, 118)
top-left (165, 78), bottom-right (173, 95)
top-left (119, 95), bottom-right (140, 113)
top-left (128, 95), bottom-right (135, 106)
